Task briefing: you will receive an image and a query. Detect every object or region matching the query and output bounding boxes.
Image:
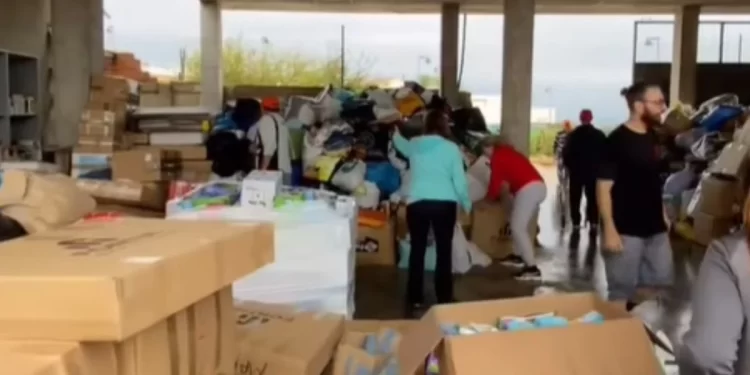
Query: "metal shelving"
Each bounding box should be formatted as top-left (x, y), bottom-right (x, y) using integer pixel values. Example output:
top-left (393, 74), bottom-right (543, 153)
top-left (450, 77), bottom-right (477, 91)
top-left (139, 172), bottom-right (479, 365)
top-left (0, 50), bottom-right (41, 159)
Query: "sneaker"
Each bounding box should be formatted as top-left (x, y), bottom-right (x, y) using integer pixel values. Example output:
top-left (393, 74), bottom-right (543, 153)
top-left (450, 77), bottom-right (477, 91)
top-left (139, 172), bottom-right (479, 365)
top-left (514, 266), bottom-right (542, 281)
top-left (499, 254), bottom-right (525, 268)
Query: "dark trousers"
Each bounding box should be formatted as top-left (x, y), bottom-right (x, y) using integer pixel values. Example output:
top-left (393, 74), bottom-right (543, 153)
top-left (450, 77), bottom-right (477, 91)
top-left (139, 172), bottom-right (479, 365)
top-left (406, 200), bottom-right (457, 304)
top-left (569, 173), bottom-right (599, 227)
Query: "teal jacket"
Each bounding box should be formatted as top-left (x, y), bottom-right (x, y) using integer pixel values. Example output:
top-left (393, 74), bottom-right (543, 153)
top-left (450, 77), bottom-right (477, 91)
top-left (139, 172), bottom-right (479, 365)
top-left (393, 131), bottom-right (471, 212)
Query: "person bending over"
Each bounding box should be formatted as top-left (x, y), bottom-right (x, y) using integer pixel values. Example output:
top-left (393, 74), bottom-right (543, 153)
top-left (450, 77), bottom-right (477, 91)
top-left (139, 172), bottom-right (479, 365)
top-left (482, 136), bottom-right (546, 281)
top-left (597, 82), bottom-right (672, 307)
top-left (392, 109), bottom-right (471, 318)
top-left (253, 97), bottom-right (291, 182)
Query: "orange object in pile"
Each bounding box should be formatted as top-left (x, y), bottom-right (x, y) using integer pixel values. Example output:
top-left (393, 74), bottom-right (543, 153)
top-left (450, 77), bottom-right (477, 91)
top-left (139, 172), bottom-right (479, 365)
top-left (358, 209), bottom-right (388, 228)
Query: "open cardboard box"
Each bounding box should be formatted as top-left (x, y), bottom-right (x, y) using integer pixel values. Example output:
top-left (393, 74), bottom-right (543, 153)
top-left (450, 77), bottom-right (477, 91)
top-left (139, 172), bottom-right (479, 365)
top-left (0, 342), bottom-right (89, 375)
top-left (395, 293), bottom-right (662, 375)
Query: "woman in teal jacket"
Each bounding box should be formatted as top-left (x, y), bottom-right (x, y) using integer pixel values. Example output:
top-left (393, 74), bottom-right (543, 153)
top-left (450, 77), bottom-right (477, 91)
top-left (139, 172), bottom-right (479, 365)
top-left (393, 109), bottom-right (471, 317)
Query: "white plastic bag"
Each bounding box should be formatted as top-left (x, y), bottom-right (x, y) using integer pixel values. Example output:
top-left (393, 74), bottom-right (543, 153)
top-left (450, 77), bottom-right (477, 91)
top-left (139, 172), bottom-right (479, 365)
top-left (388, 141), bottom-right (409, 171)
top-left (366, 89), bottom-right (396, 109)
top-left (466, 173), bottom-right (487, 202)
top-left (467, 155), bottom-right (492, 187)
top-left (330, 160), bottom-right (366, 193)
top-left (355, 181), bottom-right (380, 209)
top-left (452, 224), bottom-right (491, 274)
top-left (389, 170), bottom-right (411, 203)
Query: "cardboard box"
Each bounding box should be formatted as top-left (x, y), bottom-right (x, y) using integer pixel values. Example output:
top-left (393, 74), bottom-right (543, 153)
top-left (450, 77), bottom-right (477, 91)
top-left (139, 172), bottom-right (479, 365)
top-left (74, 179), bottom-right (168, 211)
top-left (470, 200), bottom-right (537, 259)
top-left (90, 75), bottom-right (132, 102)
top-left (112, 149), bottom-right (180, 182)
top-left (178, 161), bottom-right (213, 182)
top-left (241, 170), bottom-right (283, 210)
top-left (234, 301), bottom-right (343, 375)
top-left (137, 145), bottom-right (207, 161)
top-left (123, 132), bottom-right (149, 147)
top-left (357, 207), bottom-right (396, 266)
top-left (0, 219), bottom-right (274, 341)
top-left (395, 293), bottom-right (662, 375)
top-left (696, 176), bottom-right (737, 218)
top-left (79, 109), bottom-right (125, 139)
top-left (693, 211), bottom-right (736, 246)
top-left (0, 342), bottom-right (89, 375)
top-left (710, 142), bottom-right (748, 178)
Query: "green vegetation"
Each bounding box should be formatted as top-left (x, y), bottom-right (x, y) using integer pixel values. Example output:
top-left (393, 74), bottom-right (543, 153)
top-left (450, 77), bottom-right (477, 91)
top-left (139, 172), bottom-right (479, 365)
top-left (529, 126), bottom-right (561, 157)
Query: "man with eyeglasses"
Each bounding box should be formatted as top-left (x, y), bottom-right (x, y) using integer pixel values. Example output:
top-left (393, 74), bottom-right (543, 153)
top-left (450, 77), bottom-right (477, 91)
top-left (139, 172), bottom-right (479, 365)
top-left (596, 82), bottom-right (672, 311)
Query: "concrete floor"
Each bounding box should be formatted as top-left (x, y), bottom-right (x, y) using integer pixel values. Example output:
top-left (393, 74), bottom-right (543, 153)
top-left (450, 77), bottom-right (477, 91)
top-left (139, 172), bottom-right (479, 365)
top-left (354, 165), bottom-right (701, 352)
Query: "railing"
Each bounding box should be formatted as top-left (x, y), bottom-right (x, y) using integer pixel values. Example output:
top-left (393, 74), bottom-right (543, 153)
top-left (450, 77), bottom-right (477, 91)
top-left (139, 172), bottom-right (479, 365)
top-left (633, 20), bottom-right (750, 64)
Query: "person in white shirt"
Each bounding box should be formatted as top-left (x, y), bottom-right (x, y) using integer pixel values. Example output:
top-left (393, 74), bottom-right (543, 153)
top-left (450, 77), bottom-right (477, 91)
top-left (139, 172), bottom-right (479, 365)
top-left (254, 97), bottom-right (291, 182)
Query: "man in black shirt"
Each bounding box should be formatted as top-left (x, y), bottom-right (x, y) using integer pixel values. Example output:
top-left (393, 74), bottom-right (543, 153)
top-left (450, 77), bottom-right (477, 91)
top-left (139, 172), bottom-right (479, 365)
top-left (563, 109), bottom-right (606, 233)
top-left (597, 83), bottom-right (672, 305)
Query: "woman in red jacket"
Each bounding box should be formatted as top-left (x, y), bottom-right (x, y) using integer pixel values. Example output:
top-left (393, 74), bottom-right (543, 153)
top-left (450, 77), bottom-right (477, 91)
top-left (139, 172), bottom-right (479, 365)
top-left (482, 136), bottom-right (547, 280)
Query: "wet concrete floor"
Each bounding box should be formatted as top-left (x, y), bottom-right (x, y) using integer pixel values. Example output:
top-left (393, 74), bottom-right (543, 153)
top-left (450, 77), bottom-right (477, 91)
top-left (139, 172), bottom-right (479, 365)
top-left (353, 165), bottom-right (700, 349)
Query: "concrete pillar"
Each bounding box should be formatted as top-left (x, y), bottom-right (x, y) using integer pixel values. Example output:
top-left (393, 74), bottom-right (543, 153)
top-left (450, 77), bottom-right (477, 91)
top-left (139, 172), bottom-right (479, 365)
top-left (670, 5), bottom-right (700, 106)
top-left (49, 0), bottom-right (92, 149)
top-left (89, 0), bottom-right (105, 74)
top-left (200, 1), bottom-right (223, 111)
top-left (440, 3), bottom-right (460, 107)
top-left (500, 0), bottom-right (535, 155)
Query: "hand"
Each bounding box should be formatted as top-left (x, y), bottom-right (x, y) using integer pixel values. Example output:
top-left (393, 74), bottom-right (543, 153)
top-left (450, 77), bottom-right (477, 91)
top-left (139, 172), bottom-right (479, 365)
top-left (603, 223), bottom-right (623, 253)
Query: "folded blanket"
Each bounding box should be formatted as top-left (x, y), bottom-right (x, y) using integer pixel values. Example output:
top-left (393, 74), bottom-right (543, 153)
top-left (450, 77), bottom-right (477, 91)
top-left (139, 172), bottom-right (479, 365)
top-left (0, 170), bottom-right (96, 233)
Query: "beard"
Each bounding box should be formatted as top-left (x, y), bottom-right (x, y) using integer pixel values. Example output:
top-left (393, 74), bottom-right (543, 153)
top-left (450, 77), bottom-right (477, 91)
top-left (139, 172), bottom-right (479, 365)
top-left (640, 111), bottom-right (662, 127)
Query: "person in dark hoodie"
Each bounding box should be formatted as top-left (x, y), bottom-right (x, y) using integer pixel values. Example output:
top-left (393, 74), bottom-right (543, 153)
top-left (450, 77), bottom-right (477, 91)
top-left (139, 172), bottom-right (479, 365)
top-left (562, 109), bottom-right (606, 233)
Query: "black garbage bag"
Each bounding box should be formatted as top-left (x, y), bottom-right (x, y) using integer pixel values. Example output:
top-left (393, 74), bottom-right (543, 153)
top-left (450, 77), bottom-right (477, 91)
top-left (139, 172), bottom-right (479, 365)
top-left (340, 100), bottom-right (377, 126)
top-left (353, 123), bottom-right (390, 162)
top-left (206, 131), bottom-right (252, 177)
top-left (451, 107), bottom-right (490, 153)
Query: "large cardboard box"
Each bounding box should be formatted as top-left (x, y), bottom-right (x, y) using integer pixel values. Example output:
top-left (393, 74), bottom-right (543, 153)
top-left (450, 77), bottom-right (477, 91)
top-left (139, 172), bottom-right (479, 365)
top-left (470, 200), bottom-right (538, 259)
top-left (0, 219), bottom-right (274, 341)
top-left (693, 211), bottom-right (736, 246)
top-left (0, 342), bottom-right (89, 375)
top-left (395, 293), bottom-right (662, 375)
top-left (696, 176), bottom-right (738, 218)
top-left (357, 207), bottom-right (396, 266)
top-left (112, 149), bottom-right (180, 182)
top-left (75, 179), bottom-right (168, 211)
top-left (234, 301), bottom-right (343, 375)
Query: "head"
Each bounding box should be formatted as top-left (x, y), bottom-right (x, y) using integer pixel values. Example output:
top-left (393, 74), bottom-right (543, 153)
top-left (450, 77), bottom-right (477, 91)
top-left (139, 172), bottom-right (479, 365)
top-left (261, 97), bottom-right (281, 113)
top-left (621, 82), bottom-right (666, 127)
top-left (579, 109), bottom-right (593, 125)
top-left (232, 98), bottom-right (262, 129)
top-left (479, 135), bottom-right (508, 157)
top-left (423, 109), bottom-right (452, 139)
top-left (562, 120), bottom-right (573, 132)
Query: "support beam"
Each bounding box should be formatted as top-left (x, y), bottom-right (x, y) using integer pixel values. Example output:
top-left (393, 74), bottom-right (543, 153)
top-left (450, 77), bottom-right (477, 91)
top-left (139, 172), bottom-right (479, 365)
top-left (440, 3), bottom-right (459, 107)
top-left (500, 0), bottom-right (535, 155)
top-left (670, 5), bottom-right (700, 106)
top-left (200, 1), bottom-right (223, 111)
top-left (49, 0), bottom-right (92, 149)
top-left (89, 0), bottom-right (105, 74)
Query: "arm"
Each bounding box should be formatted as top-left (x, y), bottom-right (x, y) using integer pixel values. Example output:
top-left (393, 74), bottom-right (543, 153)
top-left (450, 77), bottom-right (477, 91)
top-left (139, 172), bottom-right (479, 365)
top-left (392, 129), bottom-right (411, 157)
top-left (561, 132), bottom-right (573, 168)
top-left (485, 149), bottom-right (505, 201)
top-left (596, 138), bottom-right (616, 229)
top-left (679, 241), bottom-right (743, 375)
top-left (257, 117), bottom-right (277, 170)
top-left (450, 146), bottom-right (472, 213)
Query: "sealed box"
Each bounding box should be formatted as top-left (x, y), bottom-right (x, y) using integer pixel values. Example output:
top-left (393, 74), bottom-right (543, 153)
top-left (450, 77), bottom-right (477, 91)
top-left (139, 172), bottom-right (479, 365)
top-left (0, 219), bottom-right (273, 341)
top-left (0, 342), bottom-right (89, 375)
top-left (241, 170), bottom-right (282, 210)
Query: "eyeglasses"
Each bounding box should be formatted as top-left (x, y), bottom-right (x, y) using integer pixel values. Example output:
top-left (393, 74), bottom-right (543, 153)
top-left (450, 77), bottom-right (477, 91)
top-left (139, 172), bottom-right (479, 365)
top-left (640, 99), bottom-right (666, 107)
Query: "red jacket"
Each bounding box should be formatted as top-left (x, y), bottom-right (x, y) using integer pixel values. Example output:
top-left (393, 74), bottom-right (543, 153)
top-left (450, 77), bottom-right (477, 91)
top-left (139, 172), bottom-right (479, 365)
top-left (486, 145), bottom-right (543, 198)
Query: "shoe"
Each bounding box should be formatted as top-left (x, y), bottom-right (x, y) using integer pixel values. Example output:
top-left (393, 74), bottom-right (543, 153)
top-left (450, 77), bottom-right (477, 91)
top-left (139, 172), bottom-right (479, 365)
top-left (499, 254), bottom-right (525, 268)
top-left (514, 266), bottom-right (542, 281)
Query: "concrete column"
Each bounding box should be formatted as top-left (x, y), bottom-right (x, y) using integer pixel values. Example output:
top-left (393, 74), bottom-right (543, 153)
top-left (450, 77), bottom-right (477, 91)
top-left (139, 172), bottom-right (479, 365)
top-left (50, 0), bottom-right (91, 149)
top-left (200, 1), bottom-right (223, 111)
top-left (501, 0), bottom-right (535, 155)
top-left (670, 5), bottom-right (700, 106)
top-left (89, 0), bottom-right (105, 74)
top-left (440, 3), bottom-right (460, 107)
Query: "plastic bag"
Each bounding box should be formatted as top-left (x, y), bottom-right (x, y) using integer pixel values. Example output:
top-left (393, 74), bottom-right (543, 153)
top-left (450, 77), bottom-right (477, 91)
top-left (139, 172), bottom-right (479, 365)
top-left (675, 128), bottom-right (705, 150)
top-left (389, 170), bottom-right (411, 203)
top-left (452, 224), bottom-right (491, 274)
top-left (689, 133), bottom-right (721, 161)
top-left (467, 155), bottom-right (492, 187)
top-left (466, 173), bottom-right (487, 202)
top-left (366, 89), bottom-right (395, 109)
top-left (663, 167), bottom-right (697, 198)
top-left (330, 159), bottom-right (366, 192)
top-left (365, 162), bottom-right (401, 197)
top-left (388, 141), bottom-right (409, 171)
top-left (354, 181), bottom-right (380, 209)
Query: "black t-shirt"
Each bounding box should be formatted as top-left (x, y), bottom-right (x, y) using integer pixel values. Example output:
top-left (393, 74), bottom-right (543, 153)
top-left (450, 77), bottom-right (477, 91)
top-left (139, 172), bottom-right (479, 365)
top-left (599, 124), bottom-right (666, 237)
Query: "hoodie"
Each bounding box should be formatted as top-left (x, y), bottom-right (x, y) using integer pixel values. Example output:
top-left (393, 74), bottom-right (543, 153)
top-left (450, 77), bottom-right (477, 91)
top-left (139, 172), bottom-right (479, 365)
top-left (392, 131), bottom-right (471, 212)
top-left (679, 231), bottom-right (750, 375)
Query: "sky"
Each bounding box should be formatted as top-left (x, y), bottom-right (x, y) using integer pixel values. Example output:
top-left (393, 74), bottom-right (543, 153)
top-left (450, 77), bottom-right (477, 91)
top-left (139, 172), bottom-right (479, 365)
top-left (102, 0), bottom-right (750, 125)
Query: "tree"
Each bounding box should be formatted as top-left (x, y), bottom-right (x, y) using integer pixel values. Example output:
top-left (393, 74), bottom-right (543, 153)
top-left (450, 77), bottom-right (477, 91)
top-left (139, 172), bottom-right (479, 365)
top-left (185, 37), bottom-right (375, 89)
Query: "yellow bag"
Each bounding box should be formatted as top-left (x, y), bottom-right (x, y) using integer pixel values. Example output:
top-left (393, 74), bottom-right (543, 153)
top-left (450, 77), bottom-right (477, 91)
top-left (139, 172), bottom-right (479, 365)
top-left (395, 92), bottom-right (425, 117)
top-left (314, 155), bottom-right (342, 182)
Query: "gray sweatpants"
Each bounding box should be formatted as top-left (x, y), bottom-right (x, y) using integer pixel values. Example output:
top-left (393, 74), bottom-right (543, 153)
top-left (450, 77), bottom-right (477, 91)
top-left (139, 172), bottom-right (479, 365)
top-left (511, 181), bottom-right (546, 266)
top-left (603, 232), bottom-right (674, 301)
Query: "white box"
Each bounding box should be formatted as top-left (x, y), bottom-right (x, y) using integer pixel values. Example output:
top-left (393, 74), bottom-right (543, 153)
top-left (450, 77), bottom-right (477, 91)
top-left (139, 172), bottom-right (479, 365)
top-left (241, 170), bottom-right (282, 209)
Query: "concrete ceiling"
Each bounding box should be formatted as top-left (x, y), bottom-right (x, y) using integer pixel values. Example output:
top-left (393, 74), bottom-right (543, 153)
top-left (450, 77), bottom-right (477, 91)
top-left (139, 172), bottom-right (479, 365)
top-left (217, 0), bottom-right (750, 14)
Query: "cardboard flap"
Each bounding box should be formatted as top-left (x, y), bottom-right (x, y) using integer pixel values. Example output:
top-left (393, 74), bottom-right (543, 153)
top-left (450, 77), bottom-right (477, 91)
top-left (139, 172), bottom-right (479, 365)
top-left (444, 318), bottom-right (661, 374)
top-left (397, 310), bottom-right (444, 374)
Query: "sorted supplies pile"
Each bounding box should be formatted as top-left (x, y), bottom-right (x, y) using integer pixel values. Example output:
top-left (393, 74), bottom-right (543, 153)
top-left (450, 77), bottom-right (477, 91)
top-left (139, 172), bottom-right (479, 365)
top-left (0, 218), bottom-right (274, 375)
top-left (168, 177), bottom-right (358, 317)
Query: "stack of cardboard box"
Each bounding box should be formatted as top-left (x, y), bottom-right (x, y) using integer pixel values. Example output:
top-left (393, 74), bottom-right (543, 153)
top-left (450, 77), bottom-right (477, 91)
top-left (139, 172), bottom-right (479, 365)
top-left (139, 82), bottom-right (201, 108)
top-left (104, 52), bottom-right (156, 83)
top-left (688, 119), bottom-right (750, 245)
top-left (0, 218), bottom-right (274, 375)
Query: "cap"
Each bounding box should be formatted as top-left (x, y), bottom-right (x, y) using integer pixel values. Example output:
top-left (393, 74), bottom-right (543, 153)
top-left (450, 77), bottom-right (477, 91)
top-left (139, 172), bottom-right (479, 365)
top-left (261, 97), bottom-right (280, 111)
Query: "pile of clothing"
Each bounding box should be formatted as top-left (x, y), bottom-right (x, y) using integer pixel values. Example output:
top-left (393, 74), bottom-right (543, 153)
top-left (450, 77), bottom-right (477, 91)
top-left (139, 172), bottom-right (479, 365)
top-left (283, 82), bottom-right (492, 210)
